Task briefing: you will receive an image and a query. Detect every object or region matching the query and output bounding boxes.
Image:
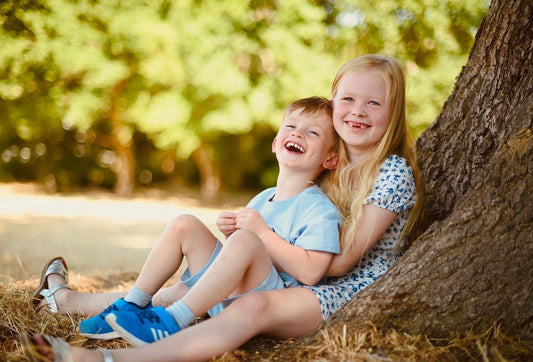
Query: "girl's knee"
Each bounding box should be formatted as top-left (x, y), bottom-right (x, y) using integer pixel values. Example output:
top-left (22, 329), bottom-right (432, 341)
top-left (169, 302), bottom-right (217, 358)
top-left (232, 292), bottom-right (270, 320)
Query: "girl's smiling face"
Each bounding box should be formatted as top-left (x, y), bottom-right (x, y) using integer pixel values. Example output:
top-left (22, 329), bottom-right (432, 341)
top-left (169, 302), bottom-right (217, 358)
top-left (332, 71), bottom-right (389, 162)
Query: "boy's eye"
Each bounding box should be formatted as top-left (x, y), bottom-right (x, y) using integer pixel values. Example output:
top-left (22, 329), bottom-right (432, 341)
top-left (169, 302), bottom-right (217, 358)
top-left (342, 97), bottom-right (354, 102)
top-left (308, 130), bottom-right (319, 136)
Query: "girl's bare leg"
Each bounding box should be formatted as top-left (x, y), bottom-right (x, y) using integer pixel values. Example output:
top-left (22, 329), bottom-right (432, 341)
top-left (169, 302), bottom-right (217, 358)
top-left (43, 273), bottom-right (127, 315)
top-left (60, 287), bottom-right (323, 361)
top-left (40, 214), bottom-right (217, 315)
top-left (41, 277), bottom-right (188, 315)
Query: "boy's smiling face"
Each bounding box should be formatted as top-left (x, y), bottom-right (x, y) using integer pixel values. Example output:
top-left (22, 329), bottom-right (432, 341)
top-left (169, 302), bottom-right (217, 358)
top-left (272, 108), bottom-right (338, 176)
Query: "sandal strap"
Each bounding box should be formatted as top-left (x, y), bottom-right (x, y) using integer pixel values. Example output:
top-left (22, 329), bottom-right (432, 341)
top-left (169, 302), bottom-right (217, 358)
top-left (39, 283), bottom-right (71, 314)
top-left (41, 334), bottom-right (74, 362)
top-left (99, 349), bottom-right (114, 362)
top-left (45, 258), bottom-right (69, 284)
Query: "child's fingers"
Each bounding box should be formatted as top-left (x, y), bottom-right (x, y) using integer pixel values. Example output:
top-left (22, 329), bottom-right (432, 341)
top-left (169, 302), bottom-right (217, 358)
top-left (218, 211), bottom-right (237, 219)
top-left (217, 212), bottom-right (237, 236)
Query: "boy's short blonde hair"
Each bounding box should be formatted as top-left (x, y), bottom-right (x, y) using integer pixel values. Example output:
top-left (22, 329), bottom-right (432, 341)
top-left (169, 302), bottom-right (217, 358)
top-left (283, 96), bottom-right (338, 151)
top-left (283, 96), bottom-right (333, 119)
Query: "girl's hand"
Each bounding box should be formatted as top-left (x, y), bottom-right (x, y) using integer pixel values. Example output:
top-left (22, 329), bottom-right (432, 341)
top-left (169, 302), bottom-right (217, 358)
top-left (235, 208), bottom-right (270, 237)
top-left (216, 211), bottom-right (237, 238)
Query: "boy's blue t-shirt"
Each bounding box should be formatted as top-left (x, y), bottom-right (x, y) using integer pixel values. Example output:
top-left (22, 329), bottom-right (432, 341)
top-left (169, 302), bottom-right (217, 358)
top-left (246, 185), bottom-right (343, 287)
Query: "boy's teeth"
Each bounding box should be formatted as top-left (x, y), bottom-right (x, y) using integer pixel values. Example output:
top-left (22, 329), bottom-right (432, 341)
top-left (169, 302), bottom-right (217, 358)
top-left (286, 142), bottom-right (304, 152)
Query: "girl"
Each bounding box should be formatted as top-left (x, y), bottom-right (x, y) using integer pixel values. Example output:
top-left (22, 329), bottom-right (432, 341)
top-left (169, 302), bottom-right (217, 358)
top-left (23, 54), bottom-right (424, 362)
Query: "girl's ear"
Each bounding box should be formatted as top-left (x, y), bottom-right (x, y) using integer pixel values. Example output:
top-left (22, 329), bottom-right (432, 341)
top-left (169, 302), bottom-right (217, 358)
top-left (272, 137), bottom-right (277, 153)
top-left (323, 154), bottom-right (339, 170)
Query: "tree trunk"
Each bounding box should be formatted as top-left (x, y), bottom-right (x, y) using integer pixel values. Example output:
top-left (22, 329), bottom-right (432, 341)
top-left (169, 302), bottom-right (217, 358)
top-left (303, 0), bottom-right (533, 344)
top-left (192, 143), bottom-right (221, 202)
top-left (109, 80), bottom-right (136, 197)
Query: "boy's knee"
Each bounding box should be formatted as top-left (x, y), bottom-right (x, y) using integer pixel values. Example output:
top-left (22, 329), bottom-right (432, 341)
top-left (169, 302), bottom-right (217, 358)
top-left (225, 229), bottom-right (263, 253)
top-left (167, 214), bottom-right (200, 234)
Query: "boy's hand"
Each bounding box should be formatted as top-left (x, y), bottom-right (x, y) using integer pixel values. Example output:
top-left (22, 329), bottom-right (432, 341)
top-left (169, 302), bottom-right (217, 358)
top-left (216, 211), bottom-right (237, 238)
top-left (235, 208), bottom-right (270, 237)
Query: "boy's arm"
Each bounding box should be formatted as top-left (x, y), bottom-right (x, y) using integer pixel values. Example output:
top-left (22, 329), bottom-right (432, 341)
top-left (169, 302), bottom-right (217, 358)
top-left (326, 204), bottom-right (396, 277)
top-left (259, 228), bottom-right (334, 285)
top-left (235, 208), bottom-right (335, 285)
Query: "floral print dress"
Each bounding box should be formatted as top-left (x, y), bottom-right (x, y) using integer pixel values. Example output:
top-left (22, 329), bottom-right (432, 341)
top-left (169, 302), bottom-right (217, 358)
top-left (306, 154), bottom-right (416, 319)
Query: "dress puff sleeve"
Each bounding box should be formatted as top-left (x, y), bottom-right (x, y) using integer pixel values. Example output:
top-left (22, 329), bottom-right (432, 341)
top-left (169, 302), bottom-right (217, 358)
top-left (364, 155), bottom-right (416, 213)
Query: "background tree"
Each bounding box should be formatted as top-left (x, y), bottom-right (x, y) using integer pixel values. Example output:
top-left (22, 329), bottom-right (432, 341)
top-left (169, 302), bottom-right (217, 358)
top-left (286, 0), bottom-right (532, 354)
top-left (0, 0), bottom-right (488, 199)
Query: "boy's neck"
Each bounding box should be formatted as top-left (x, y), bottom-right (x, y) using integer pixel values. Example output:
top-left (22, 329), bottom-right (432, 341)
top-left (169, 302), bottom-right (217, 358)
top-left (272, 171), bottom-right (317, 201)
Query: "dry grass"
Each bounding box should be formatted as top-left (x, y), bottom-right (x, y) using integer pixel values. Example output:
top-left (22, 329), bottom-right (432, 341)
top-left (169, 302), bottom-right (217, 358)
top-left (1, 273), bottom-right (532, 362)
top-left (279, 322), bottom-right (533, 362)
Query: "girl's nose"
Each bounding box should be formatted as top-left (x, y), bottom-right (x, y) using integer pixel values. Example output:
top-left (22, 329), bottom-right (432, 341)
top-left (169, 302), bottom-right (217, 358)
top-left (351, 101), bottom-right (366, 116)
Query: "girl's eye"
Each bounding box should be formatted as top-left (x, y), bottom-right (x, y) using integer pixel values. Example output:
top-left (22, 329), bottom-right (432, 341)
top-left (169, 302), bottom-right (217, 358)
top-left (343, 97), bottom-right (354, 102)
top-left (308, 130), bottom-right (319, 136)
top-left (285, 124), bottom-right (295, 129)
top-left (369, 100), bottom-right (380, 106)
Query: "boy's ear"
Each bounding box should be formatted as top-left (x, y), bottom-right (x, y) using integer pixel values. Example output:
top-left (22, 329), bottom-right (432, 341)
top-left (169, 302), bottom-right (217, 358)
top-left (323, 154), bottom-right (339, 170)
top-left (272, 137), bottom-right (277, 153)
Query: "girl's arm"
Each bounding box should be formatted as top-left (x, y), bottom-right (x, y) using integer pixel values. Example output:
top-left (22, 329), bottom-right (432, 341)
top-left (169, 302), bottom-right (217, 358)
top-left (235, 208), bottom-right (334, 285)
top-left (326, 204), bottom-right (397, 277)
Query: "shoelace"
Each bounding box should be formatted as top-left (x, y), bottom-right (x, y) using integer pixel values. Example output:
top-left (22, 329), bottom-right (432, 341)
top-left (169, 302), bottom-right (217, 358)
top-left (136, 310), bottom-right (161, 325)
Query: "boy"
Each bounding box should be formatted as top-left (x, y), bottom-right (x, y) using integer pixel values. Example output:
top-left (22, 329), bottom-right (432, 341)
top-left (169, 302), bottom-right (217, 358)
top-left (81, 96), bottom-right (342, 345)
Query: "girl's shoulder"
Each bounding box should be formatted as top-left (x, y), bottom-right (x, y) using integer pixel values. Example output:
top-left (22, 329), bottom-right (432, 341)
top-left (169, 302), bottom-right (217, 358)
top-left (366, 155), bottom-right (416, 212)
top-left (379, 154), bottom-right (412, 176)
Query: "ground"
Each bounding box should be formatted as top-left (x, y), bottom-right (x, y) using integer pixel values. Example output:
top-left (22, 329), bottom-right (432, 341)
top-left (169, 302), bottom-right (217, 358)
top-left (1, 182), bottom-right (289, 361)
top-left (0, 182), bottom-right (237, 283)
top-left (2, 183), bottom-right (532, 361)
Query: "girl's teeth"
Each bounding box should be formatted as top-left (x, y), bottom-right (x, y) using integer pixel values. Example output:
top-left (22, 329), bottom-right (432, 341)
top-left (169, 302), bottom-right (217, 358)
top-left (348, 122), bottom-right (368, 129)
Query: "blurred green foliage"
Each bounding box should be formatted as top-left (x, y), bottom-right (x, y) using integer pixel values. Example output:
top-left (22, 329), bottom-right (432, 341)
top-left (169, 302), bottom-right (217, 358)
top-left (0, 0), bottom-right (488, 198)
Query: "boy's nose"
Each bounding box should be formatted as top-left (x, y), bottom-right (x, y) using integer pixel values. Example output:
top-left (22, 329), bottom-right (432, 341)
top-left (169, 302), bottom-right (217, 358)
top-left (291, 128), bottom-right (304, 138)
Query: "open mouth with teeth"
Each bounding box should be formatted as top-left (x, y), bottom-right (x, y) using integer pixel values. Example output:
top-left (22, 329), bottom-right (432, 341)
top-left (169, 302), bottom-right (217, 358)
top-left (347, 121), bottom-right (370, 129)
top-left (284, 141), bottom-right (305, 153)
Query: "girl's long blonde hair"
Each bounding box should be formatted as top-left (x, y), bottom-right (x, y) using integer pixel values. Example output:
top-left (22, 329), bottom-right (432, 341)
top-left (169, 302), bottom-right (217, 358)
top-left (321, 55), bottom-right (425, 254)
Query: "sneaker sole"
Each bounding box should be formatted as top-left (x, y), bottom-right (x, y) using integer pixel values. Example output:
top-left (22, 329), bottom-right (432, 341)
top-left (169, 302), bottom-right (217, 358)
top-left (78, 330), bottom-right (120, 340)
top-left (105, 313), bottom-right (148, 346)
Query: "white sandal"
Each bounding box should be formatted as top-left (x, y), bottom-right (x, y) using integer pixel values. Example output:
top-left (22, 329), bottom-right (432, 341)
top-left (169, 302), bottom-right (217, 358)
top-left (31, 256), bottom-right (72, 313)
top-left (21, 332), bottom-right (114, 362)
top-left (21, 332), bottom-right (73, 362)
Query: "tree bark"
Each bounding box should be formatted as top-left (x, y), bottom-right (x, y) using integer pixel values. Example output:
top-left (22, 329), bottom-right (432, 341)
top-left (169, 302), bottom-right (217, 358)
top-left (305, 0), bottom-right (533, 343)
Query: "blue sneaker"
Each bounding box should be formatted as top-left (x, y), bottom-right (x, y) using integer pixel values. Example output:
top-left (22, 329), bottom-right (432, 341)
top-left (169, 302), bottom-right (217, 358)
top-left (105, 306), bottom-right (180, 346)
top-left (79, 298), bottom-right (151, 340)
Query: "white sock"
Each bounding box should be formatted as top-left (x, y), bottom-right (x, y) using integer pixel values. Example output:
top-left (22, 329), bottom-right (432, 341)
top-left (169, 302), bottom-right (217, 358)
top-left (124, 285), bottom-right (152, 308)
top-left (166, 300), bottom-right (196, 329)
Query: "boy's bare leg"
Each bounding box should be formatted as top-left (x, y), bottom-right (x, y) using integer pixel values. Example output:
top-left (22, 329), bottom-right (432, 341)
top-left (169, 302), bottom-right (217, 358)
top-left (180, 228), bottom-right (274, 316)
top-left (133, 214), bottom-right (217, 296)
top-left (38, 214), bottom-right (217, 315)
